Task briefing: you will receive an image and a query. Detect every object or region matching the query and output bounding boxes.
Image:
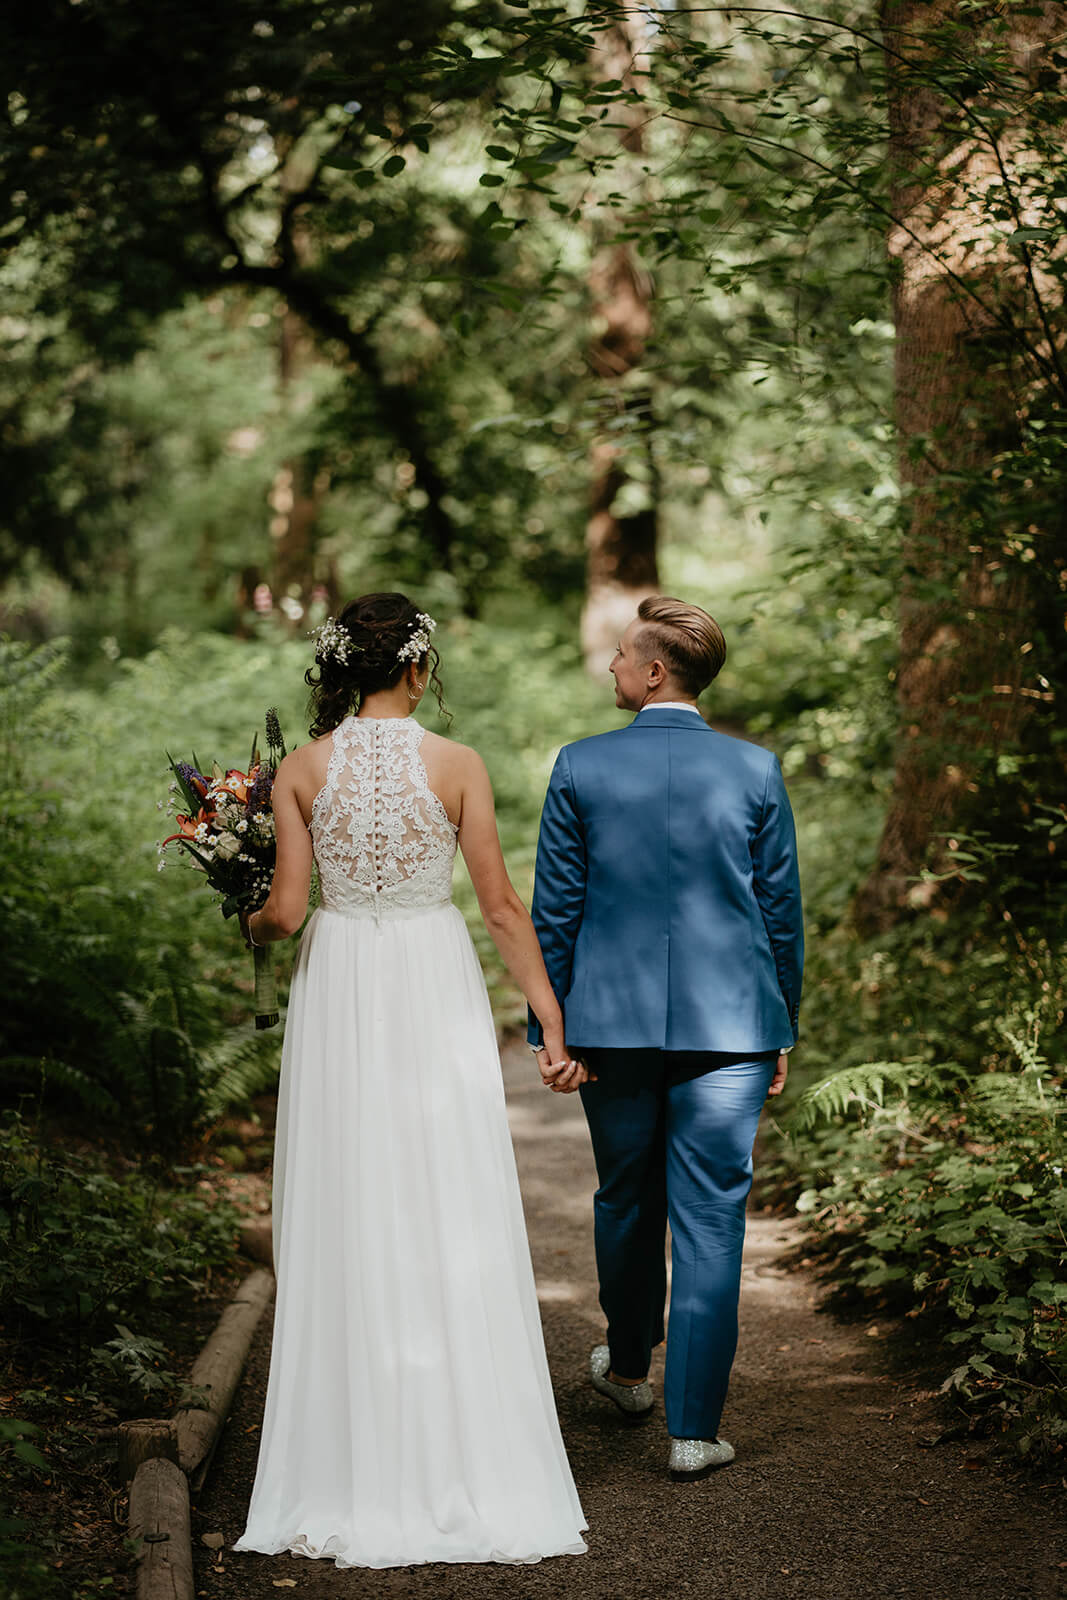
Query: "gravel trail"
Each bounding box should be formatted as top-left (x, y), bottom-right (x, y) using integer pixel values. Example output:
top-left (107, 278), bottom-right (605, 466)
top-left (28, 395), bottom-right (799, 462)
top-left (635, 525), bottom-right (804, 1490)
top-left (192, 1045), bottom-right (1065, 1600)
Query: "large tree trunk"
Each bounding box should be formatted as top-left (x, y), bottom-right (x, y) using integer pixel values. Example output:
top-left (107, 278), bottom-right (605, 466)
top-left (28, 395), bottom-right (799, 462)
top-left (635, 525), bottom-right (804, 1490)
top-left (269, 306), bottom-right (332, 622)
top-left (854, 1), bottom-right (1060, 932)
top-left (264, 134), bottom-right (333, 624)
top-left (581, 13), bottom-right (661, 675)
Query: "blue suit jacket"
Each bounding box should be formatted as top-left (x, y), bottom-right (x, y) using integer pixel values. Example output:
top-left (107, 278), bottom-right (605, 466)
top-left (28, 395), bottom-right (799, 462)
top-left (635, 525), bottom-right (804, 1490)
top-left (527, 707), bottom-right (804, 1053)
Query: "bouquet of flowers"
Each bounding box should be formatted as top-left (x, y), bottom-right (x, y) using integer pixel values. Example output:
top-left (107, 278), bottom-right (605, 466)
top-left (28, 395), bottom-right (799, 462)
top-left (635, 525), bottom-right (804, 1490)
top-left (160, 710), bottom-right (287, 1029)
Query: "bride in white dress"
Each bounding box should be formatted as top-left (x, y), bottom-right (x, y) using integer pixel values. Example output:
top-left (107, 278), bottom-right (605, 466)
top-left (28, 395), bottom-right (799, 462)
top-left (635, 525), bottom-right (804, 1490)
top-left (232, 593), bottom-right (589, 1569)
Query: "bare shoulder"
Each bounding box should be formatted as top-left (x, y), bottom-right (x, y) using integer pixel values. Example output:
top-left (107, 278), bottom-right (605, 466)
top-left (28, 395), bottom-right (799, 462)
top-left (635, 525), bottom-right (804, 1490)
top-left (275, 735), bottom-right (333, 819)
top-left (276, 739), bottom-right (325, 781)
top-left (420, 730), bottom-right (486, 778)
top-left (419, 732), bottom-right (490, 828)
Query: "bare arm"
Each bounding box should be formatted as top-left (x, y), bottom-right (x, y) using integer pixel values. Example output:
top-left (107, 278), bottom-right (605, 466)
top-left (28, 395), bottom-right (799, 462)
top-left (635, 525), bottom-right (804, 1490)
top-left (243, 759), bottom-right (313, 945)
top-left (456, 750), bottom-right (589, 1091)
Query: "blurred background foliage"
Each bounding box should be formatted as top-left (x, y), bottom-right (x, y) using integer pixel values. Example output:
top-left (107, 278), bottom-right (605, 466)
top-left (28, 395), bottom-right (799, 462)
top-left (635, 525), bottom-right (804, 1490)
top-left (1, 0), bottom-right (1064, 1526)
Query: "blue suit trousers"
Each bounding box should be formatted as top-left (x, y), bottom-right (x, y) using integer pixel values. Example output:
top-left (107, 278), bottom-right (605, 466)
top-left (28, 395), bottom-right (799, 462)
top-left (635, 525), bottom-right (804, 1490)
top-left (579, 1049), bottom-right (777, 1441)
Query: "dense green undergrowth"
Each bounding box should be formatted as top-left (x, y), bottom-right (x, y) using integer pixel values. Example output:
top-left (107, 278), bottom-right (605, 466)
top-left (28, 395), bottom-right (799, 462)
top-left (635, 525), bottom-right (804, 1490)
top-left (770, 902), bottom-right (1067, 1466)
top-left (0, 1112), bottom-right (242, 1599)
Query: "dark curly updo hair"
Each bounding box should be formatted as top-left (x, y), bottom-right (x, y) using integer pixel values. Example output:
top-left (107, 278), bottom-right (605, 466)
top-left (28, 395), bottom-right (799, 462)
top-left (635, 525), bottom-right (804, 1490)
top-left (305, 592), bottom-right (448, 738)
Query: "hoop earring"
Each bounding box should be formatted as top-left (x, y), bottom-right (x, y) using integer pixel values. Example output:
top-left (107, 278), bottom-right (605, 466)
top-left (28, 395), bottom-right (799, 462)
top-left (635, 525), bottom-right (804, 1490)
top-left (408, 687), bottom-right (421, 701)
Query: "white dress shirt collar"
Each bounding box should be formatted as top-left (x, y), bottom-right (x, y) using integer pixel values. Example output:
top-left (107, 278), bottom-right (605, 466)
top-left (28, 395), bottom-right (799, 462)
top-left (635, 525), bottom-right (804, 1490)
top-left (636, 701), bottom-right (702, 715)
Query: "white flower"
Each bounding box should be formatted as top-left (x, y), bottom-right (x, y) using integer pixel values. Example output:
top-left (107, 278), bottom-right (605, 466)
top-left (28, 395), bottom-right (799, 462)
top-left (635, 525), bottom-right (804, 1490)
top-left (397, 612), bottom-right (437, 663)
top-left (311, 616), bottom-right (358, 666)
top-left (236, 819), bottom-right (248, 834)
top-left (214, 832), bottom-right (241, 861)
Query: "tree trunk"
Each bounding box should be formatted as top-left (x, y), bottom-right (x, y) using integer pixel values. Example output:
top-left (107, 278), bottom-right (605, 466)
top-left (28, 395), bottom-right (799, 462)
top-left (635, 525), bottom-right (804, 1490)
top-left (581, 13), bottom-right (661, 675)
top-left (268, 307), bottom-right (331, 623)
top-left (854, 2), bottom-right (1060, 932)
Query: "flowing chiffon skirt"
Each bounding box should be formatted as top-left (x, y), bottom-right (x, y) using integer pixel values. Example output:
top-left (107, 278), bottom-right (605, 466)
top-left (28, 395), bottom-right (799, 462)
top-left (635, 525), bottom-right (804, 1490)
top-left (233, 903), bottom-right (588, 1569)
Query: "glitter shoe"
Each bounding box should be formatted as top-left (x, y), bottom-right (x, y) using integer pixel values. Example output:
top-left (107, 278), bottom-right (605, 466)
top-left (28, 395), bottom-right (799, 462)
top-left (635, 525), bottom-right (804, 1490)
top-left (668, 1437), bottom-right (735, 1479)
top-left (589, 1345), bottom-right (654, 1420)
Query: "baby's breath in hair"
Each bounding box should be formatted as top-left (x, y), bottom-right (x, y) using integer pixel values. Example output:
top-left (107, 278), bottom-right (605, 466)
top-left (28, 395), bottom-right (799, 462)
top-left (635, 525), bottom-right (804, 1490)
top-left (311, 616), bottom-right (360, 666)
top-left (396, 612), bottom-right (437, 664)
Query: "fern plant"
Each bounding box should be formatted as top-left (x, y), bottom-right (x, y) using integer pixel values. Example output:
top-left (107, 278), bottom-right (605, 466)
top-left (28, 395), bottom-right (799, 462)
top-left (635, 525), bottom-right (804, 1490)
top-left (788, 1058), bottom-right (966, 1133)
top-left (776, 1015), bottom-right (1066, 1462)
top-left (202, 1028), bottom-right (282, 1119)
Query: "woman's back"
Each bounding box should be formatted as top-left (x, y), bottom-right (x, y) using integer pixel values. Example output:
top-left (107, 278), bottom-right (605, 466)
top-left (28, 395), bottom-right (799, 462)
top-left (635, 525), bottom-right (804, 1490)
top-left (310, 716), bottom-right (457, 916)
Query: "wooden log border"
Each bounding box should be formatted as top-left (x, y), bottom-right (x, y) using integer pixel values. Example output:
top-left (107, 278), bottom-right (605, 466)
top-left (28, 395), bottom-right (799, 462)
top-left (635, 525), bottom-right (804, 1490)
top-left (121, 1260), bottom-right (274, 1600)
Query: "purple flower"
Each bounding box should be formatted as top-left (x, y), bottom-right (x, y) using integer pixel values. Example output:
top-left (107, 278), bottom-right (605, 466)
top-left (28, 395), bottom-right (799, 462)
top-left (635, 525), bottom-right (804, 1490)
top-left (176, 762), bottom-right (208, 800)
top-left (246, 765), bottom-right (275, 815)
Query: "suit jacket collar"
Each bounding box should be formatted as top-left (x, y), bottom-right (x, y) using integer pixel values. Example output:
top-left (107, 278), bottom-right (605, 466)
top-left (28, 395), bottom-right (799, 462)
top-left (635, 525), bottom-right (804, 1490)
top-left (627, 706), bottom-right (709, 730)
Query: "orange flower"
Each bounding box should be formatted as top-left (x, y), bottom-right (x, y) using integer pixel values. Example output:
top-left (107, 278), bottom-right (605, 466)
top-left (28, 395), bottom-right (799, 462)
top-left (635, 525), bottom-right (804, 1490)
top-left (213, 764), bottom-right (259, 805)
top-left (161, 808), bottom-right (212, 846)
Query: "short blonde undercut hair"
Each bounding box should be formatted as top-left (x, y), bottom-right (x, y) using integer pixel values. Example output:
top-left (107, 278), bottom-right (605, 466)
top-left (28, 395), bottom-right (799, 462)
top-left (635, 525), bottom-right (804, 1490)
top-left (636, 595), bottom-right (727, 697)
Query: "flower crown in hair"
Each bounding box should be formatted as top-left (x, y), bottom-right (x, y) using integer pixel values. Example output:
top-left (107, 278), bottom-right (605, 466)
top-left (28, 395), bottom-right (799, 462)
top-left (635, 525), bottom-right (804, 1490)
top-left (396, 612), bottom-right (437, 664)
top-left (311, 616), bottom-right (360, 666)
top-left (310, 610), bottom-right (437, 668)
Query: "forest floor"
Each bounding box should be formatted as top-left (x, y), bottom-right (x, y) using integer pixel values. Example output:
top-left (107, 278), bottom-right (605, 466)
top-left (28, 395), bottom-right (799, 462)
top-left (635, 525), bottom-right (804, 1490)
top-left (192, 1044), bottom-right (1066, 1600)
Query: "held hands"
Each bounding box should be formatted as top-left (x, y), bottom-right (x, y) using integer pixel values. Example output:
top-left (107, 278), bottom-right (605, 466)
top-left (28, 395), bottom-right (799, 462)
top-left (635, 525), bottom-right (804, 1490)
top-left (535, 1049), bottom-right (591, 1093)
top-left (535, 1026), bottom-right (596, 1094)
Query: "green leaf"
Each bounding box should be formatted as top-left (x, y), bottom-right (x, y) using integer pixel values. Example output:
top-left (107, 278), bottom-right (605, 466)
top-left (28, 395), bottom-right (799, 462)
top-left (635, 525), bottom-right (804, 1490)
top-left (537, 140), bottom-right (575, 162)
top-left (980, 1331), bottom-right (1020, 1354)
top-left (321, 151), bottom-right (362, 171)
top-left (381, 155), bottom-right (406, 178)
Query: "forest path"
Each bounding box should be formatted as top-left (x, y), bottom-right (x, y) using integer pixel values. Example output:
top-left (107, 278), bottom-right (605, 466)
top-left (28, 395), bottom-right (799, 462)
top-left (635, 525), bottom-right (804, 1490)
top-left (194, 1045), bottom-right (1065, 1600)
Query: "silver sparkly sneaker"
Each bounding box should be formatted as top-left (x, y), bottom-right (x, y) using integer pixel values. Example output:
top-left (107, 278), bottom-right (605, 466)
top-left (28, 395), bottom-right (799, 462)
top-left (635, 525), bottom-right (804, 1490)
top-left (668, 1437), bottom-right (736, 1479)
top-left (589, 1345), bottom-right (654, 1421)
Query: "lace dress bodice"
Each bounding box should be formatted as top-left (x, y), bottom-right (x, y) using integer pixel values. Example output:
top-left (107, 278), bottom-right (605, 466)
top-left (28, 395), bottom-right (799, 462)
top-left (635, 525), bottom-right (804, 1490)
top-left (310, 717), bottom-right (457, 917)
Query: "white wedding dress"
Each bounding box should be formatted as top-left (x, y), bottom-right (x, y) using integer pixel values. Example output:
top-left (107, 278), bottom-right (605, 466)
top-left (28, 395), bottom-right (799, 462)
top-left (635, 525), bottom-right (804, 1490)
top-left (233, 715), bottom-right (587, 1569)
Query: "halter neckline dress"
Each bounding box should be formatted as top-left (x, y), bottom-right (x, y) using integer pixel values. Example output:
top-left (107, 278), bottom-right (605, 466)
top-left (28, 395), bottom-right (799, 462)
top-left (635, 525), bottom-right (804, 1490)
top-left (233, 715), bottom-right (587, 1569)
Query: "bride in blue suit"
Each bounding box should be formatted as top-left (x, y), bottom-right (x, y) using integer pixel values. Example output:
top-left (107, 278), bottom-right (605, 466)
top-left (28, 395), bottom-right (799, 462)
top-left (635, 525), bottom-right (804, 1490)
top-left (528, 595), bottom-right (804, 1480)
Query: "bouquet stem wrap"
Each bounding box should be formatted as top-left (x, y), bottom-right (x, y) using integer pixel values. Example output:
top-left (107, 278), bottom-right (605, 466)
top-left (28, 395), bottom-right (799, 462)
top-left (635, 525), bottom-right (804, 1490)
top-left (253, 944), bottom-right (279, 1030)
